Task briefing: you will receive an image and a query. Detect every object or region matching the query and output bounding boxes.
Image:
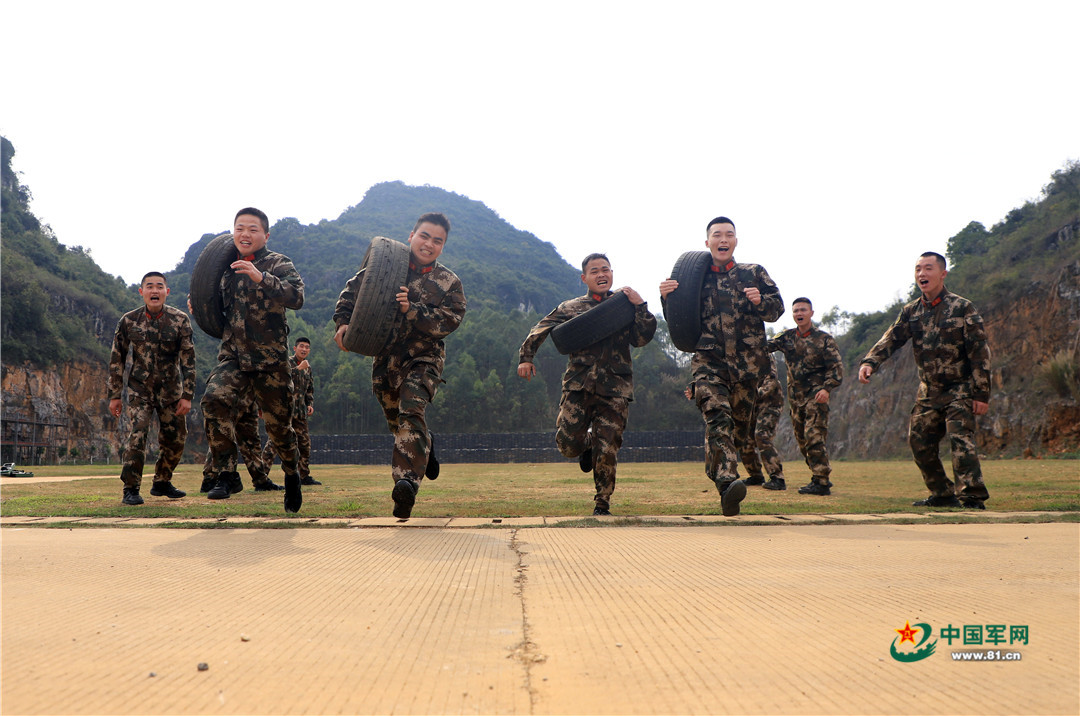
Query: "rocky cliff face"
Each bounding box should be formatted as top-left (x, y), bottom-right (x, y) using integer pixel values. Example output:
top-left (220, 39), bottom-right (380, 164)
top-left (1, 360), bottom-right (117, 465)
top-left (772, 247), bottom-right (1080, 461)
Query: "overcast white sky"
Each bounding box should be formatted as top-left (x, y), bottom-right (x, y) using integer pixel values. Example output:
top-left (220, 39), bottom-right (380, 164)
top-left (4, 1), bottom-right (1077, 331)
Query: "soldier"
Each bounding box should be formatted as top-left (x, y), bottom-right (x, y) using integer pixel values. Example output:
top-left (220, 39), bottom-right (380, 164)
top-left (201, 207), bottom-right (305, 513)
top-left (518, 254), bottom-right (657, 515)
top-left (200, 391), bottom-right (282, 493)
top-left (660, 216), bottom-right (784, 516)
top-left (858, 252), bottom-right (991, 509)
top-left (333, 212), bottom-right (466, 519)
top-left (766, 297), bottom-right (843, 495)
top-left (262, 337), bottom-right (319, 485)
top-left (741, 355), bottom-right (787, 491)
top-left (108, 272), bottom-right (195, 505)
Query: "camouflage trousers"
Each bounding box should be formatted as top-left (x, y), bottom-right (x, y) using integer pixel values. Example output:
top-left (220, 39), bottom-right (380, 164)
top-left (555, 391), bottom-right (629, 510)
top-left (119, 393), bottom-right (187, 489)
top-left (694, 373), bottom-right (758, 486)
top-left (202, 360), bottom-right (298, 477)
top-left (263, 418), bottom-right (310, 480)
top-left (791, 398), bottom-right (832, 482)
top-left (373, 356), bottom-right (441, 487)
top-left (739, 399), bottom-right (784, 480)
top-left (909, 397), bottom-right (989, 500)
top-left (201, 398), bottom-right (268, 483)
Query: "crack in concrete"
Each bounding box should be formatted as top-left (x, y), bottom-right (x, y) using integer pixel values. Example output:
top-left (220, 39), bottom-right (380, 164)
top-left (508, 527), bottom-right (545, 712)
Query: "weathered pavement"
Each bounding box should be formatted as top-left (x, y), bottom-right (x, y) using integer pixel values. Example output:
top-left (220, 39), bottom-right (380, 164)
top-left (2, 521), bottom-right (1077, 715)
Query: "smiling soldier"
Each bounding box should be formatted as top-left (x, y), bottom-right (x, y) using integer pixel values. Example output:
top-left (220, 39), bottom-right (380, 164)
top-left (334, 213), bottom-right (467, 519)
top-left (108, 272), bottom-right (195, 505)
top-left (518, 253), bottom-right (657, 516)
top-left (858, 252), bottom-right (992, 509)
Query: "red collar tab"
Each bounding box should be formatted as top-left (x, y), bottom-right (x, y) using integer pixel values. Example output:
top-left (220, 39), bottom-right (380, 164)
top-left (591, 293), bottom-right (605, 302)
top-left (798, 328), bottom-right (812, 338)
top-left (410, 262), bottom-right (434, 274)
top-left (241, 254), bottom-right (255, 262)
top-left (145, 309), bottom-right (163, 320)
top-left (710, 260), bottom-right (736, 273)
top-left (922, 294), bottom-right (944, 308)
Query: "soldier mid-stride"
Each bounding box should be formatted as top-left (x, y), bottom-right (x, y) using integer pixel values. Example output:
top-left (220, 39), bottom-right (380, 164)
top-left (518, 253), bottom-right (657, 516)
top-left (262, 337), bottom-right (319, 485)
top-left (200, 389), bottom-right (283, 494)
top-left (201, 207), bottom-right (306, 513)
top-left (660, 216), bottom-right (784, 516)
top-left (858, 251), bottom-right (992, 509)
top-left (766, 297), bottom-right (843, 495)
top-left (740, 354), bottom-right (787, 490)
top-left (334, 213), bottom-right (466, 519)
top-left (108, 272), bottom-right (195, 505)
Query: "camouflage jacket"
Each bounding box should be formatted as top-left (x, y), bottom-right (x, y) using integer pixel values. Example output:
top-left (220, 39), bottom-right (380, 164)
top-left (334, 260), bottom-right (466, 372)
top-left (767, 325), bottom-right (844, 404)
top-left (519, 292), bottom-right (657, 400)
top-left (679, 261), bottom-right (784, 384)
top-left (290, 355), bottom-right (314, 421)
top-left (861, 288), bottom-right (991, 404)
top-left (758, 354), bottom-right (784, 410)
top-left (108, 305), bottom-right (196, 403)
top-left (217, 246), bottom-right (304, 372)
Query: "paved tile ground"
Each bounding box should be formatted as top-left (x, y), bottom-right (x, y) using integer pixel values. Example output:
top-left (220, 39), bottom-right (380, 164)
top-left (2, 522), bottom-right (1077, 715)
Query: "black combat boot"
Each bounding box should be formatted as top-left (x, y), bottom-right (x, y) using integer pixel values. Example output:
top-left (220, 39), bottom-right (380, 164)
top-left (122, 488), bottom-right (144, 506)
top-left (150, 481), bottom-right (186, 498)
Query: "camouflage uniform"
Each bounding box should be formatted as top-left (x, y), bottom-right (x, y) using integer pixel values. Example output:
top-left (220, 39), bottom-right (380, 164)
top-left (519, 292), bottom-right (657, 511)
top-left (767, 325), bottom-right (844, 483)
top-left (108, 305), bottom-right (196, 490)
top-left (334, 260), bottom-right (466, 489)
top-left (201, 246), bottom-right (304, 479)
top-left (739, 355), bottom-right (785, 481)
top-left (669, 261), bottom-right (783, 487)
top-left (202, 388), bottom-right (269, 484)
top-left (861, 288), bottom-right (991, 501)
top-left (262, 354), bottom-right (313, 479)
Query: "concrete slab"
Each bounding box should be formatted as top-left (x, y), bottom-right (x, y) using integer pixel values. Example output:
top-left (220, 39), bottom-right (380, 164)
top-left (2, 523), bottom-right (1076, 715)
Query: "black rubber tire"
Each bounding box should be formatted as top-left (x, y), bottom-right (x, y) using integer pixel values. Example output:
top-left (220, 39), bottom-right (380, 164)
top-left (341, 237), bottom-right (411, 356)
top-left (189, 233), bottom-right (237, 339)
top-left (550, 292), bottom-right (637, 355)
top-left (664, 251), bottom-right (712, 352)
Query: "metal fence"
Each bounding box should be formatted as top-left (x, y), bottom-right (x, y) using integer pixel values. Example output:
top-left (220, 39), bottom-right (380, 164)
top-left (311, 430), bottom-right (704, 465)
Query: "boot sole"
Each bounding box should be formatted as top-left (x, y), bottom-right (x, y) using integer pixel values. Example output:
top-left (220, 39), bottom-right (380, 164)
top-left (721, 480), bottom-right (746, 516)
top-left (392, 480), bottom-right (416, 519)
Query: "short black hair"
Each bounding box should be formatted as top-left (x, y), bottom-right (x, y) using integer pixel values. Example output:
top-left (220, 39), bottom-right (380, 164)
top-left (413, 212), bottom-right (451, 238)
top-left (235, 207), bottom-right (270, 233)
top-left (141, 271), bottom-right (167, 285)
top-left (920, 251), bottom-right (947, 270)
top-left (295, 337), bottom-right (310, 346)
top-left (707, 216), bottom-right (736, 233)
top-left (792, 297), bottom-right (812, 308)
top-left (581, 253), bottom-right (610, 273)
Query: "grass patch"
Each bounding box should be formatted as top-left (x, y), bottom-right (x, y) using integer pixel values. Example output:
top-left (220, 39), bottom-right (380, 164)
top-left (1, 459), bottom-right (1076, 522)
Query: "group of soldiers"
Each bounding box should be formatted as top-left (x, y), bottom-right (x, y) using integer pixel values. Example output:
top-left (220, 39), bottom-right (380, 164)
top-left (109, 209), bottom-right (992, 518)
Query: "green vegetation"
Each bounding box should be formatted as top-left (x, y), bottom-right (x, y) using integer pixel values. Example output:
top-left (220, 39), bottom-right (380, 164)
top-left (1040, 350), bottom-right (1080, 401)
top-left (2, 459), bottom-right (1076, 521)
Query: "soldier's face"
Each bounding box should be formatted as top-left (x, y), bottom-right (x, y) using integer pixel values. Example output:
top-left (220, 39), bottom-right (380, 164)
top-left (706, 223), bottom-right (737, 265)
top-left (581, 259), bottom-right (613, 295)
top-left (139, 276), bottom-right (170, 312)
top-left (408, 222), bottom-right (447, 265)
top-left (294, 342), bottom-right (310, 360)
top-left (915, 256), bottom-right (947, 298)
top-left (792, 302), bottom-right (813, 329)
top-left (234, 214), bottom-right (269, 255)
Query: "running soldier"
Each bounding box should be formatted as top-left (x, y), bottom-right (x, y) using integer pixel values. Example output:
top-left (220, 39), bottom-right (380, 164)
top-left (766, 297), bottom-right (843, 495)
top-left (201, 392), bottom-right (283, 493)
top-left (858, 252), bottom-right (991, 509)
top-left (262, 337), bottom-right (319, 485)
top-left (518, 254), bottom-right (657, 516)
top-left (201, 207), bottom-right (305, 513)
top-left (333, 212), bottom-right (466, 519)
top-left (741, 355), bottom-right (787, 490)
top-left (108, 272), bottom-right (195, 505)
top-left (660, 216), bottom-right (784, 516)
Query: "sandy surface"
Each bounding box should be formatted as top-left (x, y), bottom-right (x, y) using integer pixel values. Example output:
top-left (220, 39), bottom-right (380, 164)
top-left (2, 521), bottom-right (1077, 715)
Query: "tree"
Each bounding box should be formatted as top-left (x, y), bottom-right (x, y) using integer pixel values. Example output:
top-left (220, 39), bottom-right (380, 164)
top-left (946, 221), bottom-right (990, 266)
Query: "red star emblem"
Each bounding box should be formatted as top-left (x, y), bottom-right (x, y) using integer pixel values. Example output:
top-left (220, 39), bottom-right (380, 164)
top-left (895, 621), bottom-right (919, 645)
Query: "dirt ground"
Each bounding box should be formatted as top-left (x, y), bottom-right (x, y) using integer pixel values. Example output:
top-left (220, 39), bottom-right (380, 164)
top-left (2, 519), bottom-right (1077, 715)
